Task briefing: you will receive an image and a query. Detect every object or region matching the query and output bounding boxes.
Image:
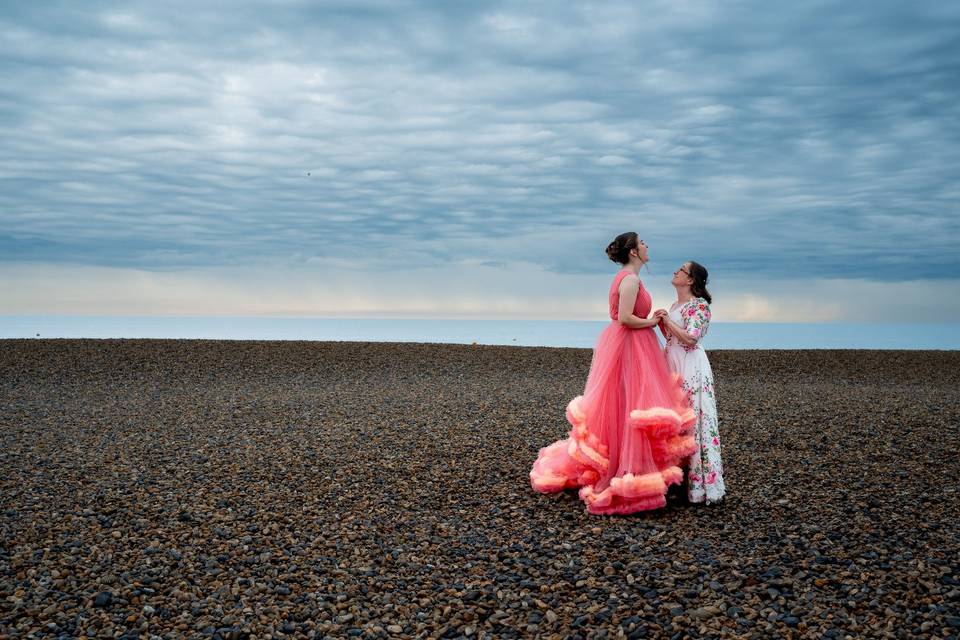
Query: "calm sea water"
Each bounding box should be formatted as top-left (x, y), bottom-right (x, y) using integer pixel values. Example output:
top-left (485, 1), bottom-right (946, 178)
top-left (0, 316), bottom-right (955, 350)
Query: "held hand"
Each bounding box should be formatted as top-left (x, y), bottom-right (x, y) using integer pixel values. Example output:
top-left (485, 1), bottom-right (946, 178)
top-left (653, 309), bottom-right (668, 319)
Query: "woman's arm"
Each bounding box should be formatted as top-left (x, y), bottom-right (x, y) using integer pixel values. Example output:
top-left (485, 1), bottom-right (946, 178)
top-left (617, 275), bottom-right (660, 329)
top-left (660, 316), bottom-right (697, 346)
top-left (663, 300), bottom-right (711, 347)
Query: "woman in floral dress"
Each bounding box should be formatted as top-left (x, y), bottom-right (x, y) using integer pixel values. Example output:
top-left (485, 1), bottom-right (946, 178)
top-left (656, 261), bottom-right (726, 504)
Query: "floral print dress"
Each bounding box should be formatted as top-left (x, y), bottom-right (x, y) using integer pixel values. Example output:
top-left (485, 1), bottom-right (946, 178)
top-left (664, 297), bottom-right (726, 504)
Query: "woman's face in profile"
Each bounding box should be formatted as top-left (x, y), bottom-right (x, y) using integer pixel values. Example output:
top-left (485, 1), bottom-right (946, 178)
top-left (671, 262), bottom-right (692, 287)
top-left (633, 239), bottom-right (649, 262)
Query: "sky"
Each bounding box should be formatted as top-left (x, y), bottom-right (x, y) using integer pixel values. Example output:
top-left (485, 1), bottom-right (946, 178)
top-left (2, 1), bottom-right (958, 321)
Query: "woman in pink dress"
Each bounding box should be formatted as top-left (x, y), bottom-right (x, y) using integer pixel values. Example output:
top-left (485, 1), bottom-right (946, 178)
top-left (530, 232), bottom-right (697, 514)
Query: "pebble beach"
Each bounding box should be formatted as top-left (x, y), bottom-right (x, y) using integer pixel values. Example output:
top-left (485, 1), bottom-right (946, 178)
top-left (1, 340), bottom-right (958, 639)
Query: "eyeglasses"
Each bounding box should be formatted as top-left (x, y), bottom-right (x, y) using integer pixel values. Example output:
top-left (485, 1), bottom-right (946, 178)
top-left (674, 267), bottom-right (691, 276)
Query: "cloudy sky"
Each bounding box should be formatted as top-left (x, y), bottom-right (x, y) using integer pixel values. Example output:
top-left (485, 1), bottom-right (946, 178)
top-left (2, 1), bottom-right (958, 321)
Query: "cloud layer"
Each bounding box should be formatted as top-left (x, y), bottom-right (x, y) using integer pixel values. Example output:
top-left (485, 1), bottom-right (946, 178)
top-left (5, 262), bottom-right (959, 323)
top-left (2, 1), bottom-right (958, 318)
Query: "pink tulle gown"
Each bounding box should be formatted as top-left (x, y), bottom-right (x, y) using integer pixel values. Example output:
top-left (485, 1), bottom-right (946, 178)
top-left (530, 269), bottom-right (697, 515)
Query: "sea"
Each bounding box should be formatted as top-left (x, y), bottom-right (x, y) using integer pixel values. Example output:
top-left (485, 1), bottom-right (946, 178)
top-left (0, 316), bottom-right (956, 350)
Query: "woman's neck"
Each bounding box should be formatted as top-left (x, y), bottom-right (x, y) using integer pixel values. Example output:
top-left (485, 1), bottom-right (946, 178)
top-left (675, 286), bottom-right (694, 303)
top-left (624, 259), bottom-right (644, 275)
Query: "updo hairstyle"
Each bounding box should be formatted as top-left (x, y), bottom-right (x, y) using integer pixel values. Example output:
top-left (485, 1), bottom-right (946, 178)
top-left (605, 232), bottom-right (639, 265)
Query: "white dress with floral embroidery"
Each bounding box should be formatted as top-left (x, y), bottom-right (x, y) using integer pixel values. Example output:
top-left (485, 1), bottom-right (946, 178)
top-left (664, 297), bottom-right (725, 504)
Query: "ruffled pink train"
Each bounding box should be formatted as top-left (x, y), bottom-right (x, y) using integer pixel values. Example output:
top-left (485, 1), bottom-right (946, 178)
top-left (530, 321), bottom-right (697, 515)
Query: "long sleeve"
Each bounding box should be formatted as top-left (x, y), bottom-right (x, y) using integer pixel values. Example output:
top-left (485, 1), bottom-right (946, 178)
top-left (681, 299), bottom-right (711, 342)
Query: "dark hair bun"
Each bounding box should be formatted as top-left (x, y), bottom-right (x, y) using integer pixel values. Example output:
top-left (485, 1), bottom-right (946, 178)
top-left (606, 232), bottom-right (638, 265)
top-left (605, 240), bottom-right (623, 263)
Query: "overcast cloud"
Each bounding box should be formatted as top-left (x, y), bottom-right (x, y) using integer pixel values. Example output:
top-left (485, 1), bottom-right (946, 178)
top-left (2, 1), bottom-right (958, 318)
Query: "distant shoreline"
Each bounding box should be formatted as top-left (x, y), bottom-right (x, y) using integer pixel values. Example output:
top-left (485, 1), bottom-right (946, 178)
top-left (1, 317), bottom-right (957, 350)
top-left (0, 336), bottom-right (960, 355)
top-left (3, 337), bottom-right (960, 353)
top-left (2, 336), bottom-right (960, 353)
